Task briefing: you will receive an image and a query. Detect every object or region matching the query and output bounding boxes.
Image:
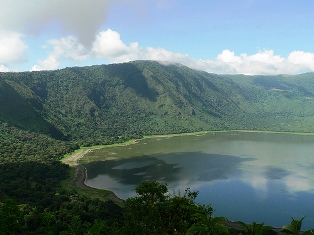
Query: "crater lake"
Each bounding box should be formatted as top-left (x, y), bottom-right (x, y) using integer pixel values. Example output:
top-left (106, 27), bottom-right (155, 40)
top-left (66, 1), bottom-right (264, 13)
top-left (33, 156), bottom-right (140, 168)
top-left (80, 131), bottom-right (314, 229)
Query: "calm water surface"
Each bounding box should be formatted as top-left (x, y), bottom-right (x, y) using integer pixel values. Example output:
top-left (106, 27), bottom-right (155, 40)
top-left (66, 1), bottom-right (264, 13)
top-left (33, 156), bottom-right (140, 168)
top-left (81, 132), bottom-right (314, 229)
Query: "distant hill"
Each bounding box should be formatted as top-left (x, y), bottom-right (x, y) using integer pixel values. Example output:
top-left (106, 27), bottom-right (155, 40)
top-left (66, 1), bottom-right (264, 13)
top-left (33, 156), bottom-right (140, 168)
top-left (1, 60), bottom-right (314, 145)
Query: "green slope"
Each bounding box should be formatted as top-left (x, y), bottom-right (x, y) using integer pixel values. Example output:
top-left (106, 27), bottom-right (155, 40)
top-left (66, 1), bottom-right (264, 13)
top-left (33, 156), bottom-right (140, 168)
top-left (225, 73), bottom-right (314, 132)
top-left (1, 60), bottom-right (314, 145)
top-left (0, 80), bottom-right (65, 139)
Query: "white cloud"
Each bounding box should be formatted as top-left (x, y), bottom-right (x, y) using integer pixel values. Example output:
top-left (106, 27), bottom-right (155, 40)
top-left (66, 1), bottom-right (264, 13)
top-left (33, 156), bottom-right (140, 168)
top-left (92, 29), bottom-right (129, 58)
top-left (0, 31), bottom-right (27, 64)
top-left (0, 0), bottom-right (114, 47)
top-left (90, 29), bottom-right (314, 75)
top-left (31, 56), bottom-right (60, 72)
top-left (184, 50), bottom-right (314, 75)
top-left (92, 29), bottom-right (190, 63)
top-left (217, 50), bottom-right (242, 63)
top-left (1, 1), bottom-right (314, 75)
top-left (211, 50), bottom-right (287, 75)
top-left (0, 65), bottom-right (9, 72)
top-left (29, 29), bottom-right (314, 75)
top-left (283, 174), bottom-right (312, 193)
top-left (49, 36), bottom-right (88, 61)
top-left (239, 166), bottom-right (314, 196)
top-left (288, 51), bottom-right (314, 71)
top-left (31, 36), bottom-right (87, 71)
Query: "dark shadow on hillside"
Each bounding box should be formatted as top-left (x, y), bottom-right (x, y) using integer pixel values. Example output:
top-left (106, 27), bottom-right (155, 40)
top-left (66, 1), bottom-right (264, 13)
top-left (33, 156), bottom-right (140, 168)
top-left (107, 63), bottom-right (158, 101)
top-left (0, 81), bottom-right (66, 140)
top-left (0, 161), bottom-right (68, 206)
top-left (84, 151), bottom-right (254, 186)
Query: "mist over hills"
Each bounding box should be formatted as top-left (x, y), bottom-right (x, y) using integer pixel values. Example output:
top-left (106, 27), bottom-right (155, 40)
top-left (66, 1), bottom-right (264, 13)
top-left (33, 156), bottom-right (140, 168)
top-left (1, 60), bottom-right (314, 145)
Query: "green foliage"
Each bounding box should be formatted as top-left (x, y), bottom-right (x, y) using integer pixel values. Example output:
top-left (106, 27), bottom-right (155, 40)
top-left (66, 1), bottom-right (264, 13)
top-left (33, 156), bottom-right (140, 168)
top-left (304, 229), bottom-right (314, 235)
top-left (0, 121), bottom-right (123, 234)
top-left (135, 180), bottom-right (168, 203)
top-left (123, 181), bottom-right (228, 235)
top-left (0, 199), bottom-right (23, 234)
top-left (0, 191), bottom-right (124, 234)
top-left (0, 80), bottom-right (66, 139)
top-left (2, 61), bottom-right (314, 146)
top-left (86, 220), bottom-right (110, 235)
top-left (0, 179), bottom-right (313, 235)
top-left (186, 213), bottom-right (229, 235)
top-left (237, 221), bottom-right (273, 235)
top-left (0, 121), bottom-right (77, 163)
top-left (282, 216), bottom-right (307, 235)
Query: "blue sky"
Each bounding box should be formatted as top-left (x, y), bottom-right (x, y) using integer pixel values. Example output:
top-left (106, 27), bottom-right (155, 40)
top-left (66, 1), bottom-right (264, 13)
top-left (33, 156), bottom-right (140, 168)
top-left (1, 0), bottom-right (314, 75)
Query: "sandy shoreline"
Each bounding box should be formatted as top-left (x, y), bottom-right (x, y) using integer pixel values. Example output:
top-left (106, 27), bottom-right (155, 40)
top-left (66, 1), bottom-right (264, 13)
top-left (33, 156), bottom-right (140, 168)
top-left (62, 149), bottom-right (124, 203)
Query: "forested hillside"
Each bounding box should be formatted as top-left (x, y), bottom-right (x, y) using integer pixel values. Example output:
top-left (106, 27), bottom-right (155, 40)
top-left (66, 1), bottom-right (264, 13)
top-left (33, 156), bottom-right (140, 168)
top-left (1, 60), bottom-right (314, 233)
top-left (1, 60), bottom-right (314, 145)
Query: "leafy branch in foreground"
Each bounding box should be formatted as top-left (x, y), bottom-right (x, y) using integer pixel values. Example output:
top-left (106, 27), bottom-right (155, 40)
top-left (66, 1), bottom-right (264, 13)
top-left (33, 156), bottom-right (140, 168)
top-left (282, 216), bottom-right (307, 235)
top-left (237, 221), bottom-right (273, 235)
top-left (122, 181), bottom-right (229, 235)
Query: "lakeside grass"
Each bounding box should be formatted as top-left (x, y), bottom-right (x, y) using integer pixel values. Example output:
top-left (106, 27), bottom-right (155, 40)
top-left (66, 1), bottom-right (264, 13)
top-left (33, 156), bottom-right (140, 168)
top-left (62, 128), bottom-right (314, 168)
top-left (230, 129), bottom-right (314, 135)
top-left (62, 129), bottom-right (314, 162)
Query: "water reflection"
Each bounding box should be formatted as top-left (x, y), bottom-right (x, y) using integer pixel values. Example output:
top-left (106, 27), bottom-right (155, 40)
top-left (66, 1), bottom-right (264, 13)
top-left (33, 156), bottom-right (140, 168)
top-left (265, 166), bottom-right (290, 179)
top-left (82, 132), bottom-right (314, 229)
top-left (85, 155), bottom-right (181, 185)
top-left (85, 152), bottom-right (251, 196)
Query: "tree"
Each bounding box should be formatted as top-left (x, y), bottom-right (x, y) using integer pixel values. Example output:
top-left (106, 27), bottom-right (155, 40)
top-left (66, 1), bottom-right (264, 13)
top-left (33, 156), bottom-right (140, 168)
top-left (282, 216), bottom-right (306, 235)
top-left (186, 210), bottom-right (229, 235)
top-left (237, 221), bottom-right (273, 235)
top-left (0, 199), bottom-right (23, 234)
top-left (86, 220), bottom-right (111, 235)
top-left (122, 181), bottom-right (228, 235)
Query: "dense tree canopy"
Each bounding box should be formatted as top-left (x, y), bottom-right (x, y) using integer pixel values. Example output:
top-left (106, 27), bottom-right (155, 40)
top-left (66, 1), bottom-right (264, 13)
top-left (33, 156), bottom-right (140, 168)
top-left (1, 61), bottom-right (314, 146)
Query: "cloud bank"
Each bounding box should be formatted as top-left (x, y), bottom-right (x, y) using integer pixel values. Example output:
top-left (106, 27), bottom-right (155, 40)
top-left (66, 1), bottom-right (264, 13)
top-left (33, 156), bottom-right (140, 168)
top-left (0, 0), bottom-right (114, 72)
top-left (30, 29), bottom-right (314, 75)
top-left (0, 0), bottom-right (113, 47)
top-left (31, 36), bottom-right (87, 71)
top-left (0, 65), bottom-right (9, 72)
top-left (1, 1), bottom-right (314, 75)
top-left (0, 31), bottom-right (27, 64)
